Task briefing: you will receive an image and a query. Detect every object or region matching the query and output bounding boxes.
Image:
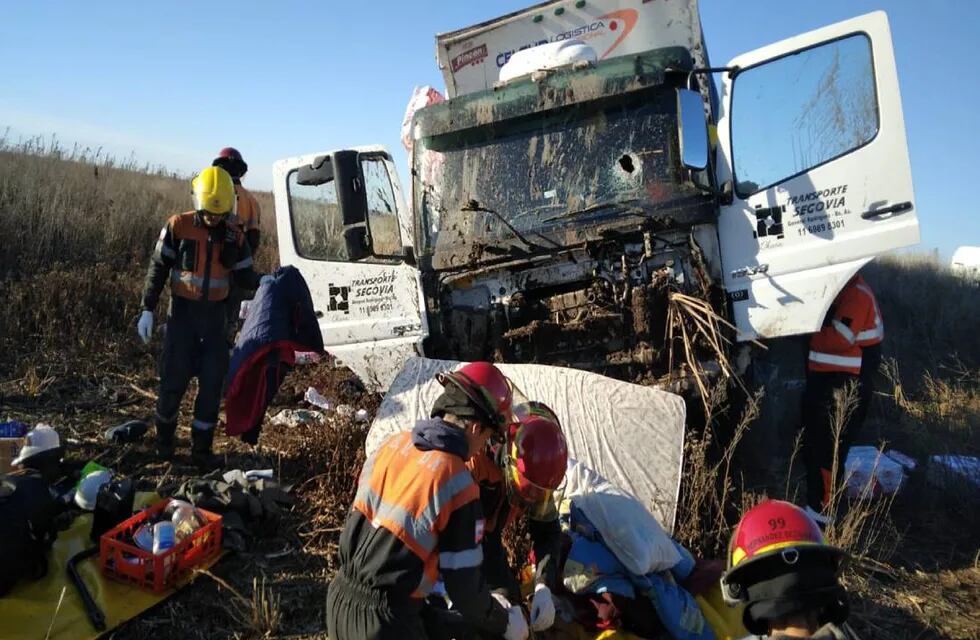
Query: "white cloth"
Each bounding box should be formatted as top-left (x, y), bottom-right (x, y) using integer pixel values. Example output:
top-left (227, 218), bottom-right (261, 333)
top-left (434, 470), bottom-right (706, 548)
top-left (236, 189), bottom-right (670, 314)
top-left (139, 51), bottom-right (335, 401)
top-left (367, 357), bottom-right (687, 531)
top-left (560, 458), bottom-right (682, 575)
top-left (137, 310), bottom-right (153, 344)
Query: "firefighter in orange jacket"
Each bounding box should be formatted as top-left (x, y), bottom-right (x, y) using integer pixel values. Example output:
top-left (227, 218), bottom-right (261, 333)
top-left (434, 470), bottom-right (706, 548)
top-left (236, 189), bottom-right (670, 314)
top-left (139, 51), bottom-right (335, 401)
top-left (212, 147), bottom-right (261, 253)
top-left (801, 272), bottom-right (883, 524)
top-left (327, 362), bottom-right (529, 640)
top-left (212, 147), bottom-right (261, 340)
top-left (467, 401), bottom-right (567, 633)
top-left (137, 166), bottom-right (270, 466)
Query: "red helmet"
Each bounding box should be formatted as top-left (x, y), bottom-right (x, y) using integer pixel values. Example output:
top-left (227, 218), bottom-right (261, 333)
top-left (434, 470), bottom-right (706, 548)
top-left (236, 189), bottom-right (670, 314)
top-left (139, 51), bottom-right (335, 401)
top-left (436, 362), bottom-right (514, 432)
top-left (513, 400), bottom-right (559, 425)
top-left (721, 500), bottom-right (847, 632)
top-left (213, 147), bottom-right (248, 178)
top-left (506, 411), bottom-right (568, 508)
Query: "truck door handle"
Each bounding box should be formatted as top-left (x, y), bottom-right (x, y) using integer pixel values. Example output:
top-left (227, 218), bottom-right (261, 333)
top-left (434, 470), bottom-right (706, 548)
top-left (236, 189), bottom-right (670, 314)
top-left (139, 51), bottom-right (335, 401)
top-left (861, 201), bottom-right (913, 220)
top-left (315, 310), bottom-right (324, 318)
top-left (731, 263), bottom-right (769, 279)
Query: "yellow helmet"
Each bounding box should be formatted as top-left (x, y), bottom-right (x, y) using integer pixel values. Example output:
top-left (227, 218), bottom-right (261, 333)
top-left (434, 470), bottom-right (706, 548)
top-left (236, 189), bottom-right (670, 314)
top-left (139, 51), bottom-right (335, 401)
top-left (191, 166), bottom-right (236, 215)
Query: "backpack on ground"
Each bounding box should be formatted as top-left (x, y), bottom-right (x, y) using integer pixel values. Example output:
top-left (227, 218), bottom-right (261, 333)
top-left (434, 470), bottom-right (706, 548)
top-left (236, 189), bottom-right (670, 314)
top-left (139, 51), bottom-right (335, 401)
top-left (0, 471), bottom-right (60, 596)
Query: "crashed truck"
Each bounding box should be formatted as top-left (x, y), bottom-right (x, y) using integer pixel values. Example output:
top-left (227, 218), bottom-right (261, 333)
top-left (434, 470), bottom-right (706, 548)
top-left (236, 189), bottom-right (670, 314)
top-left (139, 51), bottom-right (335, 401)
top-left (271, 0), bottom-right (919, 466)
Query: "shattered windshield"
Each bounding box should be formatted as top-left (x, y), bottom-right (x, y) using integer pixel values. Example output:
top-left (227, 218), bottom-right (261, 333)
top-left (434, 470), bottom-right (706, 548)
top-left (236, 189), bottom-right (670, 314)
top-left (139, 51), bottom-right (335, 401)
top-left (415, 90), bottom-right (695, 269)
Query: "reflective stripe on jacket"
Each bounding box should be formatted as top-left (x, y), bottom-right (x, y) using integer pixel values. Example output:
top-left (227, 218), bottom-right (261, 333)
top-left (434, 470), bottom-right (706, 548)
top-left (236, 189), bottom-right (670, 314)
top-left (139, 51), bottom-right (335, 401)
top-left (142, 211), bottom-right (258, 310)
top-left (809, 274), bottom-right (883, 374)
top-left (353, 430), bottom-right (481, 598)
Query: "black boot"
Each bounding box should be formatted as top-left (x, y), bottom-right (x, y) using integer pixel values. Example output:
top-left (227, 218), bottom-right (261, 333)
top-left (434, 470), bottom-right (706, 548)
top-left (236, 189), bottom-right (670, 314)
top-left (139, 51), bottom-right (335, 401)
top-left (190, 428), bottom-right (220, 469)
top-left (155, 419), bottom-right (177, 460)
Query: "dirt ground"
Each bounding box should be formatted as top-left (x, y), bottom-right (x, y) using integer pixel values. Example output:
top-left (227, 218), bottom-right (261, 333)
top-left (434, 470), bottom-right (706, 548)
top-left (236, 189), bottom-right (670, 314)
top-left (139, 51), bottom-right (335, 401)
top-left (1, 345), bottom-right (374, 639)
top-left (2, 341), bottom-right (978, 640)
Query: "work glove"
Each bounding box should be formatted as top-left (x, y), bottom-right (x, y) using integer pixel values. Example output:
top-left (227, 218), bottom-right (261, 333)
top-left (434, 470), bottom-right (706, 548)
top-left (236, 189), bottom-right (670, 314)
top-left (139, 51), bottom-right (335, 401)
top-left (530, 583), bottom-right (556, 631)
top-left (491, 593), bottom-right (529, 640)
top-left (259, 274), bottom-right (274, 287)
top-left (137, 310), bottom-right (153, 344)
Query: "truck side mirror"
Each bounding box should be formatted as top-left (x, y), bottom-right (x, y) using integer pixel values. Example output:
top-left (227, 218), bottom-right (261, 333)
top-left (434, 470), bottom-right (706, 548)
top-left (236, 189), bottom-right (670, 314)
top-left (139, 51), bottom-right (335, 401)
top-left (343, 226), bottom-right (371, 262)
top-left (677, 88), bottom-right (709, 171)
top-left (334, 150), bottom-right (368, 226)
top-left (296, 155), bottom-right (333, 186)
top-left (401, 245), bottom-right (416, 266)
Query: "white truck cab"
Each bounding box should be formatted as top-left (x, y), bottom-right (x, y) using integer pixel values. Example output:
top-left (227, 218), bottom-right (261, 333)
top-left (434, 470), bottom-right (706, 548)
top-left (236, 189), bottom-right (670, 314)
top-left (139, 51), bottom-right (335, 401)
top-left (274, 1), bottom-right (918, 391)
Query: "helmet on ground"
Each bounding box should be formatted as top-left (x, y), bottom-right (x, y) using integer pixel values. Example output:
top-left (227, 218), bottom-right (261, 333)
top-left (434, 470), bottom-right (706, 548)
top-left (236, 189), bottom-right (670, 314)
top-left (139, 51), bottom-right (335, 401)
top-left (505, 410), bottom-right (568, 509)
top-left (192, 166), bottom-right (236, 216)
top-left (436, 362), bottom-right (514, 433)
top-left (721, 500), bottom-right (848, 635)
top-left (212, 147), bottom-right (248, 178)
top-left (12, 424), bottom-right (62, 466)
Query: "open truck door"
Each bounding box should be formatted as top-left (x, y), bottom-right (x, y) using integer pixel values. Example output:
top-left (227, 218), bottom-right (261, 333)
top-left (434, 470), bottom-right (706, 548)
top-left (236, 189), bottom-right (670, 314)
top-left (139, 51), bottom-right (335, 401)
top-left (272, 146), bottom-right (427, 390)
top-left (713, 12), bottom-right (918, 340)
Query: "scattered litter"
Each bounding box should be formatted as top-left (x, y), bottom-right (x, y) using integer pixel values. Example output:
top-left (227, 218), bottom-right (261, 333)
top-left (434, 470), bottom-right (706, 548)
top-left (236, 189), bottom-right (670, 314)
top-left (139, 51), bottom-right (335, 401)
top-left (884, 449), bottom-right (917, 472)
top-left (223, 468), bottom-right (277, 484)
top-left (844, 446), bottom-right (906, 498)
top-left (335, 404), bottom-right (355, 419)
top-left (271, 408), bottom-right (325, 427)
top-left (103, 419), bottom-right (149, 444)
top-left (926, 455), bottom-right (980, 490)
top-left (304, 386), bottom-right (333, 411)
top-left (294, 351), bottom-right (321, 365)
top-left (355, 408), bottom-right (371, 423)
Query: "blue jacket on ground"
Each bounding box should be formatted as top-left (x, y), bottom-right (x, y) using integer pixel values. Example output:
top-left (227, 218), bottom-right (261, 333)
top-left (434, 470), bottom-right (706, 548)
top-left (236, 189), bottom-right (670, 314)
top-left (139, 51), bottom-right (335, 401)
top-left (225, 266), bottom-right (322, 441)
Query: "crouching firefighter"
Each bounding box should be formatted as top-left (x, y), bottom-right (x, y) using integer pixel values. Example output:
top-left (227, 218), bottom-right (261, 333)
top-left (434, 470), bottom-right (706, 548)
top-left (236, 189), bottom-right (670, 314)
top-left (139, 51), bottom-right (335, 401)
top-left (326, 362), bottom-right (530, 640)
top-left (137, 166), bottom-right (271, 467)
top-left (721, 500), bottom-right (856, 639)
top-left (464, 398), bottom-right (568, 634)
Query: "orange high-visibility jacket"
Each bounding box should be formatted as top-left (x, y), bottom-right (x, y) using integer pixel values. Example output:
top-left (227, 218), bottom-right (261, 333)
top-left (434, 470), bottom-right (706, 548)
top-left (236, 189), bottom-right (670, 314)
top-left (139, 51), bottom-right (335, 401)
top-left (352, 430), bottom-right (482, 598)
top-left (808, 274), bottom-right (883, 374)
top-left (142, 211), bottom-right (258, 310)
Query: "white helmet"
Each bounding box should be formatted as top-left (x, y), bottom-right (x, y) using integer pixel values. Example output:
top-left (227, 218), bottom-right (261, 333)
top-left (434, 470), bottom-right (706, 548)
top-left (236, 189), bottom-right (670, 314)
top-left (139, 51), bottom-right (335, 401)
top-left (12, 424), bottom-right (61, 466)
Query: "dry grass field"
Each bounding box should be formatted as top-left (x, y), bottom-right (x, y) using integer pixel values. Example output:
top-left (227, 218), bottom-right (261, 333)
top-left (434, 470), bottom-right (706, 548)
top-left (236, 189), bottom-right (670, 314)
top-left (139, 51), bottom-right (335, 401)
top-left (0, 141), bottom-right (976, 638)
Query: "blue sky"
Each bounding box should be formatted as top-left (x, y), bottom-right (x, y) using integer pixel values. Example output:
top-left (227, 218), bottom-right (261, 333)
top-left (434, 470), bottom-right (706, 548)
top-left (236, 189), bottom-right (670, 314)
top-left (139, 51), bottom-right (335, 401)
top-left (1, 1), bottom-right (974, 259)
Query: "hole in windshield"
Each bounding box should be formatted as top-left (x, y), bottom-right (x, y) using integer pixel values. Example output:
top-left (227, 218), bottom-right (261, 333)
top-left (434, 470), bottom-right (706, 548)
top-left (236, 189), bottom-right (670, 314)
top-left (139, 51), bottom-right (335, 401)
top-left (619, 154), bottom-right (635, 173)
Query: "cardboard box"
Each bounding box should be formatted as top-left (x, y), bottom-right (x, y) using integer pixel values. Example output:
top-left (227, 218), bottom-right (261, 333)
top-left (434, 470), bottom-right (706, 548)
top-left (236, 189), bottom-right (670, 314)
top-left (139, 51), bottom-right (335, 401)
top-left (0, 437), bottom-right (26, 474)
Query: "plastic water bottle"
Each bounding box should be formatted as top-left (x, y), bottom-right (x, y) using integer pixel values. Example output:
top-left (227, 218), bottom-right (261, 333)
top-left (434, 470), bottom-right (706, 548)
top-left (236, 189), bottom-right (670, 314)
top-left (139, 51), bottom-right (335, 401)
top-left (171, 503), bottom-right (201, 542)
top-left (153, 521), bottom-right (176, 555)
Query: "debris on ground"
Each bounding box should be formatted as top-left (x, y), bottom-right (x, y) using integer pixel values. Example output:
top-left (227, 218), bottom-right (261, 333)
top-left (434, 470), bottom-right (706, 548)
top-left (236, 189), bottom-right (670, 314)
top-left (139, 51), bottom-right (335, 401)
top-left (926, 455), bottom-right (980, 490)
top-left (303, 386), bottom-right (332, 411)
top-left (270, 408), bottom-right (325, 427)
top-left (103, 419), bottom-right (148, 444)
top-left (168, 468), bottom-right (294, 552)
top-left (845, 446), bottom-right (908, 498)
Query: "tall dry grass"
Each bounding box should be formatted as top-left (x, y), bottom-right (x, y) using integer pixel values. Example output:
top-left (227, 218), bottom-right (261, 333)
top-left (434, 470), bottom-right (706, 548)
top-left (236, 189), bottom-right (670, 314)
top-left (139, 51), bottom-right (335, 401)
top-left (0, 136), bottom-right (278, 374)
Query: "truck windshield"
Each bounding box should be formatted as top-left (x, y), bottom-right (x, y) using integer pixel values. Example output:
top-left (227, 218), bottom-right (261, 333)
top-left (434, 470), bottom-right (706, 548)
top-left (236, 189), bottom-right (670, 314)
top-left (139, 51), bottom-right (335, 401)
top-left (414, 90), bottom-right (696, 269)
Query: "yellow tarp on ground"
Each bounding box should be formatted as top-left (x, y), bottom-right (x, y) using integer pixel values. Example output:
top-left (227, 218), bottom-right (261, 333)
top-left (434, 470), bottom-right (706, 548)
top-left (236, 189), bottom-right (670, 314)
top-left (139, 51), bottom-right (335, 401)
top-left (0, 498), bottom-right (221, 640)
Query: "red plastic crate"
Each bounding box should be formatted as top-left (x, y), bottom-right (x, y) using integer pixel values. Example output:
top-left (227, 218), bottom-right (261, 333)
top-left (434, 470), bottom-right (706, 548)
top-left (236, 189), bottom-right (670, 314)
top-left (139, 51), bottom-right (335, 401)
top-left (99, 498), bottom-right (223, 593)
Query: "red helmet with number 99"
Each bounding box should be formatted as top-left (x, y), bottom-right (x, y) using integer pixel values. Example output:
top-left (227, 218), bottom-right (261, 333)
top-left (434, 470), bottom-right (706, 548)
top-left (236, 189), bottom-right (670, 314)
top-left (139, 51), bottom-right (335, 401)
top-left (721, 500), bottom-right (847, 634)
